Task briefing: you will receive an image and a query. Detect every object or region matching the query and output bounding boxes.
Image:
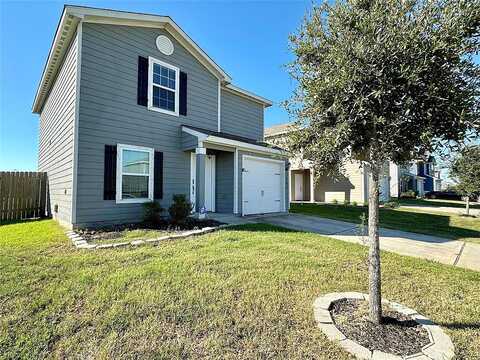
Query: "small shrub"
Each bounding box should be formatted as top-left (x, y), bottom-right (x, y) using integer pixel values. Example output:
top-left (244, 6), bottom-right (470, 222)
top-left (363, 201), bottom-right (369, 207)
top-left (143, 201), bottom-right (163, 224)
top-left (332, 199), bottom-right (338, 204)
top-left (383, 201), bottom-right (400, 209)
top-left (343, 199), bottom-right (350, 206)
top-left (400, 190), bottom-right (417, 199)
top-left (352, 201), bottom-right (358, 207)
top-left (168, 194), bottom-right (193, 224)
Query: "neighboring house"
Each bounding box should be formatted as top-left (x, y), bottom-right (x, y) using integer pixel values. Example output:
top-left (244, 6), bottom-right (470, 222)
top-left (34, 6), bottom-right (288, 229)
top-left (265, 124), bottom-right (390, 204)
top-left (389, 156), bottom-right (442, 197)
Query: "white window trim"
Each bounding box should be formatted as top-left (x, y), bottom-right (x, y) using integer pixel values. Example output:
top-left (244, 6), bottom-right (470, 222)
top-left (116, 144), bottom-right (155, 204)
top-left (147, 56), bottom-right (180, 117)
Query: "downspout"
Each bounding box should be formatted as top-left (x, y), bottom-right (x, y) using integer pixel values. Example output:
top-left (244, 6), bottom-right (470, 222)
top-left (217, 80), bottom-right (221, 132)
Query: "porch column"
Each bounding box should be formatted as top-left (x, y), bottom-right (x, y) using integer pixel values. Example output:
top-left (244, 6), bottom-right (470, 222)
top-left (233, 148), bottom-right (239, 214)
top-left (288, 168), bottom-right (292, 201)
top-left (195, 147), bottom-right (207, 218)
top-left (310, 168), bottom-right (315, 203)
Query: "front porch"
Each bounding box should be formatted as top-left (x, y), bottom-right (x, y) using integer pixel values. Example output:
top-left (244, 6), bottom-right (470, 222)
top-left (401, 175), bottom-right (426, 197)
top-left (189, 147), bottom-right (235, 216)
top-left (290, 168), bottom-right (316, 202)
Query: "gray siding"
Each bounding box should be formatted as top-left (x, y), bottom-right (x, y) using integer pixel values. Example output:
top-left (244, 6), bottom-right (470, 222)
top-left (38, 33), bottom-right (78, 227)
top-left (221, 90), bottom-right (264, 141)
top-left (75, 23), bottom-right (221, 227)
top-left (181, 132), bottom-right (198, 151)
top-left (215, 151), bottom-right (234, 213)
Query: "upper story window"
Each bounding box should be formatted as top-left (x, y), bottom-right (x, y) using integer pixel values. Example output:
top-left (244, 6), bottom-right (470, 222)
top-left (148, 57), bottom-right (179, 116)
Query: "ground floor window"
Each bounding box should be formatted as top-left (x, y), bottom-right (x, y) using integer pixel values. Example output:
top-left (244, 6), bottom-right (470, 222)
top-left (116, 144), bottom-right (154, 203)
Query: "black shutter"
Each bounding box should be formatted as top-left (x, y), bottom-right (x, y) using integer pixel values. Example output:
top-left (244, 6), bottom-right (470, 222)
top-left (137, 56), bottom-right (148, 106)
top-left (179, 71), bottom-right (187, 116)
top-left (154, 151), bottom-right (163, 199)
top-left (104, 145), bottom-right (117, 200)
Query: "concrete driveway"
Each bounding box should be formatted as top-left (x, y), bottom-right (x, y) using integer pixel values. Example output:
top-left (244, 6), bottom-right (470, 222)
top-left (257, 213), bottom-right (480, 272)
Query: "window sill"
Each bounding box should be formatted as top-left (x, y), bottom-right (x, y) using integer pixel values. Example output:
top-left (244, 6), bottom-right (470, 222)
top-left (147, 105), bottom-right (179, 117)
top-left (116, 198), bottom-right (153, 204)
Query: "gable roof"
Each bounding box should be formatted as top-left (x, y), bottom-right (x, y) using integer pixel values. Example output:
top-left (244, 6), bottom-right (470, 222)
top-left (32, 5), bottom-right (272, 113)
top-left (223, 84), bottom-right (272, 107)
top-left (264, 123), bottom-right (294, 138)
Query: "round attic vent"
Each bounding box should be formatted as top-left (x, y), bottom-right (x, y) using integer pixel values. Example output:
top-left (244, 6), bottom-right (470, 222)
top-left (156, 35), bottom-right (174, 55)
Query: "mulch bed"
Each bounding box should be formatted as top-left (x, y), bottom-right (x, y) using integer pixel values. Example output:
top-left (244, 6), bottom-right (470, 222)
top-left (77, 218), bottom-right (222, 242)
top-left (329, 299), bottom-right (430, 356)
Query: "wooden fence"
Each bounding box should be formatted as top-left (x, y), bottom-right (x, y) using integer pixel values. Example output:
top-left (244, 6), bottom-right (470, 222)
top-left (0, 172), bottom-right (48, 222)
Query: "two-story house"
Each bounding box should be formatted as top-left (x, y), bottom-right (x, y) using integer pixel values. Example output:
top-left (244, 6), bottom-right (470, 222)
top-left (33, 6), bottom-right (289, 229)
top-left (389, 156), bottom-right (442, 197)
top-left (265, 123), bottom-right (390, 204)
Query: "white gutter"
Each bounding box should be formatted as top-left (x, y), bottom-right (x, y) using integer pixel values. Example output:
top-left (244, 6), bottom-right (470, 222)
top-left (217, 80), bottom-right (221, 132)
top-left (223, 84), bottom-right (273, 107)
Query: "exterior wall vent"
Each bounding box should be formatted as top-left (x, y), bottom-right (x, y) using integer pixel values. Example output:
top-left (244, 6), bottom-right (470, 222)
top-left (156, 35), bottom-right (174, 56)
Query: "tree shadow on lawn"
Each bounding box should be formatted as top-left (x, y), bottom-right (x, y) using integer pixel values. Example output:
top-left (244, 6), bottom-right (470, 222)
top-left (380, 209), bottom-right (480, 241)
top-left (438, 322), bottom-right (480, 330)
top-left (398, 198), bottom-right (480, 209)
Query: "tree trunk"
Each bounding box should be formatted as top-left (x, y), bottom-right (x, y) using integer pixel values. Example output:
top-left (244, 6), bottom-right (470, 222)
top-left (368, 165), bottom-right (382, 324)
top-left (466, 197), bottom-right (470, 216)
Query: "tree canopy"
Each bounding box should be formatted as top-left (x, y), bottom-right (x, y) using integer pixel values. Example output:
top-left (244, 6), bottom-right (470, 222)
top-left (285, 0), bottom-right (480, 324)
top-left (286, 0), bottom-right (479, 176)
top-left (450, 145), bottom-right (480, 198)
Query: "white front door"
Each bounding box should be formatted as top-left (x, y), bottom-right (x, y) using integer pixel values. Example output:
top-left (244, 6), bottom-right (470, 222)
top-left (242, 156), bottom-right (284, 215)
top-left (417, 178), bottom-right (424, 197)
top-left (205, 155), bottom-right (216, 212)
top-left (294, 173), bottom-right (304, 201)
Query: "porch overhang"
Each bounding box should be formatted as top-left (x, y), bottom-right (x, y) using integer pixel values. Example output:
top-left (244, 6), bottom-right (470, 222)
top-left (181, 125), bottom-right (286, 155)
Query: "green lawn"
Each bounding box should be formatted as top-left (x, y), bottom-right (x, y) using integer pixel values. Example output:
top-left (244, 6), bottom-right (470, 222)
top-left (1, 220), bottom-right (479, 359)
top-left (291, 203), bottom-right (480, 244)
top-left (397, 198), bottom-right (480, 209)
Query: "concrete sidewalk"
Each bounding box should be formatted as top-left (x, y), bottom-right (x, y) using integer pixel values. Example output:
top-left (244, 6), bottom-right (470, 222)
top-left (256, 213), bottom-right (480, 272)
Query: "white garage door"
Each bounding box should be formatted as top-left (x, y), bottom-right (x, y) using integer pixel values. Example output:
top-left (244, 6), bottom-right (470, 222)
top-left (242, 156), bottom-right (284, 215)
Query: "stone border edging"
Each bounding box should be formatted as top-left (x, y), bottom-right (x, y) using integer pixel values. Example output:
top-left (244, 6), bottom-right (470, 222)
top-left (313, 292), bottom-right (454, 360)
top-left (66, 224), bottom-right (233, 250)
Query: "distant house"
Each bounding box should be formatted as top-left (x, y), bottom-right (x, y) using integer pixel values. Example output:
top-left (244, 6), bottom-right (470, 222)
top-left (389, 156), bottom-right (442, 197)
top-left (265, 124), bottom-right (390, 204)
top-left (265, 123), bottom-right (443, 202)
top-left (33, 6), bottom-right (288, 229)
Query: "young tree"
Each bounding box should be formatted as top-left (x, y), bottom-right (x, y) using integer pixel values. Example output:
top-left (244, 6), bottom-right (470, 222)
top-left (450, 146), bottom-right (480, 215)
top-left (286, 0), bottom-right (479, 323)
